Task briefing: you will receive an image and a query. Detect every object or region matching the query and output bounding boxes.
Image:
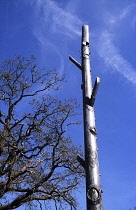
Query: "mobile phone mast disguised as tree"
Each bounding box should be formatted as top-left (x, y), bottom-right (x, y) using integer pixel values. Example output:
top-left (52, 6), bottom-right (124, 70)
top-left (69, 25), bottom-right (103, 210)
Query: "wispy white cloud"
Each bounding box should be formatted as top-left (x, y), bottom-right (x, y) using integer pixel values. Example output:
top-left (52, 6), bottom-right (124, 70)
top-left (34, 0), bottom-right (83, 38)
top-left (32, 0), bottom-right (83, 74)
top-left (119, 5), bottom-right (134, 20)
top-left (106, 4), bottom-right (136, 26)
top-left (47, 0), bottom-right (82, 36)
top-left (94, 4), bottom-right (136, 85)
top-left (132, 16), bottom-right (136, 28)
top-left (33, 29), bottom-right (65, 74)
top-left (97, 32), bottom-right (136, 85)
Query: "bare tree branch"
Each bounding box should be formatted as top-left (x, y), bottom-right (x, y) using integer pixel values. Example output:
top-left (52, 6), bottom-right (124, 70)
top-left (0, 55), bottom-right (84, 210)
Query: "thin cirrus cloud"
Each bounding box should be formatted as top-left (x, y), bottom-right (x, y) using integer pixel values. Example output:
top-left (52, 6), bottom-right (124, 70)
top-left (97, 5), bottom-right (136, 85)
top-left (118, 4), bottom-right (135, 21)
top-left (106, 4), bottom-right (136, 25)
top-left (132, 15), bottom-right (136, 28)
top-left (45, 0), bottom-right (83, 37)
top-left (97, 31), bottom-right (136, 85)
top-left (34, 0), bottom-right (83, 38)
top-left (32, 0), bottom-right (83, 74)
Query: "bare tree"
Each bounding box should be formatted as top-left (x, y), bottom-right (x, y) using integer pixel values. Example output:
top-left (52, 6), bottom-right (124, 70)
top-left (0, 55), bottom-right (84, 210)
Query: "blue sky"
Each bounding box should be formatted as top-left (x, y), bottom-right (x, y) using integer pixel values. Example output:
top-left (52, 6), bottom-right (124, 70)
top-left (1, 0), bottom-right (136, 209)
